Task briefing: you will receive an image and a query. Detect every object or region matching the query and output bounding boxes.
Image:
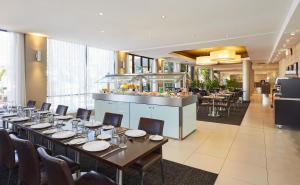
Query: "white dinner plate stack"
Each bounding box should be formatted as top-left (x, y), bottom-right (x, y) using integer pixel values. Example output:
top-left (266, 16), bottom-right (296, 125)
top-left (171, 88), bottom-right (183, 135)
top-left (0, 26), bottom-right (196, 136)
top-left (67, 138), bottom-right (88, 145)
top-left (52, 131), bottom-right (76, 139)
top-left (54, 115), bottom-right (73, 120)
top-left (96, 133), bottom-right (111, 140)
top-left (30, 123), bottom-right (52, 129)
top-left (102, 125), bottom-right (114, 130)
top-left (125, 130), bottom-right (147, 137)
top-left (82, 141), bottom-right (110, 152)
top-left (84, 121), bottom-right (102, 128)
top-left (10, 117), bottom-right (30, 122)
top-left (42, 128), bottom-right (58, 134)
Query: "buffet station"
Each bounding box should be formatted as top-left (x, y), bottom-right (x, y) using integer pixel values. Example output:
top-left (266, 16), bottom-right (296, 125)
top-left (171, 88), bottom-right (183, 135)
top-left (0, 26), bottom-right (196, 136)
top-left (93, 73), bottom-right (197, 140)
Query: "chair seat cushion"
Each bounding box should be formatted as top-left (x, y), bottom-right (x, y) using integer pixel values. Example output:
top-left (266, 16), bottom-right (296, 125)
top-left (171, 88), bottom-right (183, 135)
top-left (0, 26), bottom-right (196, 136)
top-left (131, 152), bottom-right (162, 171)
top-left (75, 171), bottom-right (117, 185)
top-left (56, 155), bottom-right (80, 173)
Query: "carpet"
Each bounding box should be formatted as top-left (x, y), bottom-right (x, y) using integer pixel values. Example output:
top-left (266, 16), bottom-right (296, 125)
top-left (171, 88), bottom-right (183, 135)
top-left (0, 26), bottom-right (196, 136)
top-left (197, 102), bottom-right (249, 126)
top-left (0, 156), bottom-right (218, 185)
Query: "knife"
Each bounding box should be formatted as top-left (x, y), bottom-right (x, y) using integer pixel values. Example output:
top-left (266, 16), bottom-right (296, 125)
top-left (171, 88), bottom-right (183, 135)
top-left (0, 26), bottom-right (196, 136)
top-left (100, 147), bottom-right (122, 158)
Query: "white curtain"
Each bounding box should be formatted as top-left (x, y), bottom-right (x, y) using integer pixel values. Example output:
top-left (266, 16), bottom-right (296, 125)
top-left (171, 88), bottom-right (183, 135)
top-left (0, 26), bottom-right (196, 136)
top-left (86, 47), bottom-right (115, 108)
top-left (47, 39), bottom-right (115, 112)
top-left (0, 31), bottom-right (25, 106)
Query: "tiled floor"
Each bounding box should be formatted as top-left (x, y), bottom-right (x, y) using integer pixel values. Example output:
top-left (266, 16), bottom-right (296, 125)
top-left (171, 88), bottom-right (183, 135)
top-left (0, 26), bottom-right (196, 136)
top-left (163, 94), bottom-right (300, 185)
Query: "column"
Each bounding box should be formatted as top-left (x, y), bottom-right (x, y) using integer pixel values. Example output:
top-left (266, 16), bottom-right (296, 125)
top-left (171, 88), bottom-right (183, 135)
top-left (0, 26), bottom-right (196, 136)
top-left (243, 60), bottom-right (250, 101)
top-left (209, 68), bottom-right (214, 80)
top-left (151, 59), bottom-right (159, 92)
top-left (173, 63), bottom-right (181, 88)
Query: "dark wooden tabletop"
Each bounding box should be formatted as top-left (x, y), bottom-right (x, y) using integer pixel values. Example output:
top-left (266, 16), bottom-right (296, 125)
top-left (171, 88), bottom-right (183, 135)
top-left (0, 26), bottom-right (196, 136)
top-left (5, 118), bottom-right (168, 170)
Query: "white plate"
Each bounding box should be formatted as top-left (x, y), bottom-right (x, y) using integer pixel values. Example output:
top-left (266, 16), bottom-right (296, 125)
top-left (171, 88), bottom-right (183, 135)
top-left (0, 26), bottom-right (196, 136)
top-left (96, 133), bottom-right (111, 140)
top-left (42, 128), bottom-right (58, 134)
top-left (37, 111), bottom-right (51, 114)
top-left (10, 117), bottom-right (30, 122)
top-left (52, 131), bottom-right (76, 139)
top-left (67, 138), bottom-right (88, 145)
top-left (125, 130), bottom-right (147, 137)
top-left (23, 122), bottom-right (35, 126)
top-left (84, 121), bottom-right (102, 128)
top-left (82, 141), bottom-right (110, 152)
top-left (54, 115), bottom-right (73, 120)
top-left (30, 123), bottom-right (52, 129)
top-left (149, 135), bottom-right (164, 141)
top-left (102, 125), bottom-right (114, 130)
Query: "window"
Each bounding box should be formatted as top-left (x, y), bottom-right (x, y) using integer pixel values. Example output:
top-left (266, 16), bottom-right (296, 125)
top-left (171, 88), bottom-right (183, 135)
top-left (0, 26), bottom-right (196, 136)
top-left (127, 54), bottom-right (153, 74)
top-left (47, 39), bottom-right (115, 112)
top-left (0, 31), bottom-right (25, 105)
top-left (86, 47), bottom-right (115, 108)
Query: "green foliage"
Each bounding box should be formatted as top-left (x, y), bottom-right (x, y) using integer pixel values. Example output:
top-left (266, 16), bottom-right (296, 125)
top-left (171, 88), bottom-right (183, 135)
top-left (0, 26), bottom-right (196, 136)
top-left (225, 79), bottom-right (238, 91)
top-left (200, 69), bottom-right (210, 81)
top-left (204, 79), bottom-right (220, 90)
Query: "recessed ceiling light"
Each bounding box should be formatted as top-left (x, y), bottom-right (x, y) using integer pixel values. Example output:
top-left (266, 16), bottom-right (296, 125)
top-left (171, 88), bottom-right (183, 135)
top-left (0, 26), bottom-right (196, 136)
top-left (290, 32), bottom-right (296, 36)
top-left (161, 15), bottom-right (166, 19)
top-left (100, 30), bottom-right (105, 33)
top-left (98, 12), bottom-right (104, 16)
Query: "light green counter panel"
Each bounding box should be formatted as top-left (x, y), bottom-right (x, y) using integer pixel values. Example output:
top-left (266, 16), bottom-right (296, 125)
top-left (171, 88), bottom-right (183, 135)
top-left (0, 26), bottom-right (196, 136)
top-left (182, 103), bottom-right (197, 138)
top-left (151, 105), bottom-right (179, 139)
top-left (129, 103), bottom-right (152, 129)
top-left (95, 100), bottom-right (130, 128)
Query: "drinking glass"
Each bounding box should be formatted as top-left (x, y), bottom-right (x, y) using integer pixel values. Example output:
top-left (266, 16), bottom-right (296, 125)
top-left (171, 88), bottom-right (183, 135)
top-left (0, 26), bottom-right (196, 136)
top-left (119, 135), bottom-right (128, 149)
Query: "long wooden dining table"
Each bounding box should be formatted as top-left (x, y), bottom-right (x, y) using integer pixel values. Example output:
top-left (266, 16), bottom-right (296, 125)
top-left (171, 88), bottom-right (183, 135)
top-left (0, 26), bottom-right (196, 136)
top-left (2, 116), bottom-right (168, 185)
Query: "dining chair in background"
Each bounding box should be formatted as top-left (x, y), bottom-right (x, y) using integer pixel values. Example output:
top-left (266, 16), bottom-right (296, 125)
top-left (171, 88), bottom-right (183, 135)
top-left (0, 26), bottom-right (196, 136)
top-left (37, 147), bottom-right (117, 185)
top-left (55, 105), bottom-right (68, 116)
top-left (0, 129), bottom-right (18, 185)
top-left (131, 117), bottom-right (165, 185)
top-left (40, 102), bottom-right (51, 111)
top-left (102, 112), bottom-right (123, 127)
top-left (26, 100), bottom-right (36, 108)
top-left (76, 108), bottom-right (92, 121)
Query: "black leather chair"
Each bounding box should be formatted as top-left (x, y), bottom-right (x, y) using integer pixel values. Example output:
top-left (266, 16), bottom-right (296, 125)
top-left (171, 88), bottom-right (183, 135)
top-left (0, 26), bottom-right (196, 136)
top-left (131, 117), bottom-right (165, 185)
top-left (40, 102), bottom-right (51, 111)
top-left (0, 129), bottom-right (18, 185)
top-left (10, 134), bottom-right (46, 185)
top-left (55, 105), bottom-right (68, 116)
top-left (76, 108), bottom-right (92, 121)
top-left (10, 134), bottom-right (80, 185)
top-left (102, 112), bottom-right (123, 127)
top-left (37, 147), bottom-right (117, 185)
top-left (27, 100), bottom-right (36, 108)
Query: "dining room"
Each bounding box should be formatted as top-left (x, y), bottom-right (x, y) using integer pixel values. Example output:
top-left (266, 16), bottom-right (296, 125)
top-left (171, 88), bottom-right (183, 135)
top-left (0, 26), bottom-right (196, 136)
top-left (1, 1), bottom-right (300, 185)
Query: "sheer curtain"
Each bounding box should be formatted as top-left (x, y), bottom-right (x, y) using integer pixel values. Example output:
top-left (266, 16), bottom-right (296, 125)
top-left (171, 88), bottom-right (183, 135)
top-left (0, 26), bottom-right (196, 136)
top-left (47, 39), bottom-right (115, 112)
top-left (86, 47), bottom-right (115, 108)
top-left (0, 31), bottom-right (25, 106)
top-left (47, 39), bottom-right (86, 112)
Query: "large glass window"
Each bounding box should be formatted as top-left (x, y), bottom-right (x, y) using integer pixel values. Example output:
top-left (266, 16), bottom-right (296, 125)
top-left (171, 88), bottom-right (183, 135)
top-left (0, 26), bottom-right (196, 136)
top-left (128, 54), bottom-right (153, 74)
top-left (47, 39), bottom-right (115, 112)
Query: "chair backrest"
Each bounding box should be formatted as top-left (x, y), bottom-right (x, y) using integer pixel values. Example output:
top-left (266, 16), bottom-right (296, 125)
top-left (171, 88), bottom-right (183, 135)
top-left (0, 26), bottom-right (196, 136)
top-left (27, 100), bottom-right (36, 108)
top-left (55, 105), bottom-right (68, 116)
top-left (0, 129), bottom-right (16, 169)
top-left (37, 147), bottom-right (74, 185)
top-left (76, 108), bottom-right (92, 121)
top-left (40, 102), bottom-right (51, 111)
top-left (10, 134), bottom-right (41, 185)
top-left (103, 112), bottom-right (123, 127)
top-left (138, 117), bottom-right (164, 136)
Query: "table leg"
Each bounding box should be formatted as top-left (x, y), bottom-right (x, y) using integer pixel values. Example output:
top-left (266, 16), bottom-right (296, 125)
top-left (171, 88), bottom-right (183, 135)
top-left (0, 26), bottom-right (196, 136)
top-left (116, 169), bottom-right (123, 185)
top-left (75, 151), bottom-right (80, 163)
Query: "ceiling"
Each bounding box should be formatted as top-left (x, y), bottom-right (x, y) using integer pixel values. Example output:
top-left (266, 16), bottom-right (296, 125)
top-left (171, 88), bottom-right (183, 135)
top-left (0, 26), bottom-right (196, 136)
top-left (171, 46), bottom-right (249, 60)
top-left (0, 0), bottom-right (297, 63)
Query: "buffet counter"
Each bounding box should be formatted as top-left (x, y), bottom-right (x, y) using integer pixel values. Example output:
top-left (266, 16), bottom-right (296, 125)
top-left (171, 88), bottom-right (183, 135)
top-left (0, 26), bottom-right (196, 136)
top-left (93, 93), bottom-right (197, 140)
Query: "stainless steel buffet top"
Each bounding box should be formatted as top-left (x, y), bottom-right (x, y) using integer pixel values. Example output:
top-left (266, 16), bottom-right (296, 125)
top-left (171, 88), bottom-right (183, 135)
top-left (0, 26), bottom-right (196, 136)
top-left (92, 93), bottom-right (197, 107)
